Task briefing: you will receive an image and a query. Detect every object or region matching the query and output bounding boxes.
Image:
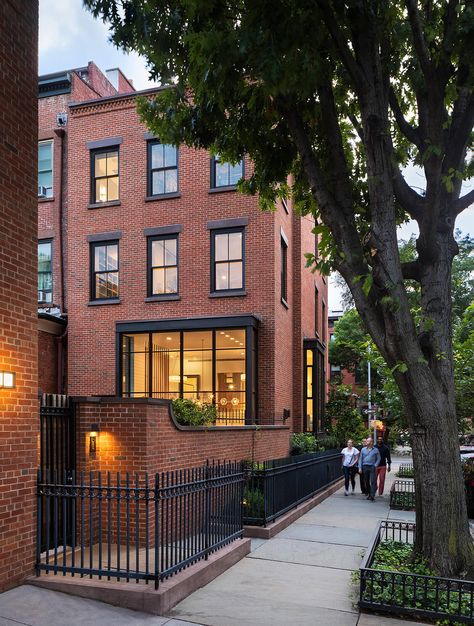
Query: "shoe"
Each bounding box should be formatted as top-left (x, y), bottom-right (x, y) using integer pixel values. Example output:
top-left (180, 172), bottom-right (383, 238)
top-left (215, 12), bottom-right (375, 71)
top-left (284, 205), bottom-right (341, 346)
top-left (370, 497), bottom-right (375, 501)
top-left (351, 490), bottom-right (355, 495)
top-left (366, 495), bottom-right (371, 500)
top-left (344, 489), bottom-right (349, 496)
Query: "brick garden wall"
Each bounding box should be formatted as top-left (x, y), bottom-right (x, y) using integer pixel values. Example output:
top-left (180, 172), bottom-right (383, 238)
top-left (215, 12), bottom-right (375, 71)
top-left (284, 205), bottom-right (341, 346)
top-left (75, 398), bottom-right (290, 475)
top-left (0, 0), bottom-right (38, 592)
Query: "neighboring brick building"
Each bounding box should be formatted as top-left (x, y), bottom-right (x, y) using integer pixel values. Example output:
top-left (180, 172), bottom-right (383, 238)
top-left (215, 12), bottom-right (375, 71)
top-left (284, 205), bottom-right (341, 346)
top-left (37, 63), bottom-right (328, 472)
top-left (0, 0), bottom-right (38, 591)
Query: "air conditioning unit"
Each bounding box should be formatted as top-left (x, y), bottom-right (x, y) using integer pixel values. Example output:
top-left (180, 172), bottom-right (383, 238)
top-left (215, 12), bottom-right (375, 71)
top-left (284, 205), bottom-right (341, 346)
top-left (38, 186), bottom-right (47, 198)
top-left (56, 112), bottom-right (68, 127)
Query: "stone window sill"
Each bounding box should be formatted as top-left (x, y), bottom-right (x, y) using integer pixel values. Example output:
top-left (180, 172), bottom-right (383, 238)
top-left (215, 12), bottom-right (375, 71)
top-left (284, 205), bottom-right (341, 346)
top-left (88, 298), bottom-right (121, 306)
top-left (209, 290), bottom-right (247, 298)
top-left (38, 197), bottom-right (55, 203)
top-left (145, 192), bottom-right (181, 202)
top-left (88, 200), bottom-right (121, 210)
top-left (145, 294), bottom-right (181, 302)
top-left (208, 186), bottom-right (238, 194)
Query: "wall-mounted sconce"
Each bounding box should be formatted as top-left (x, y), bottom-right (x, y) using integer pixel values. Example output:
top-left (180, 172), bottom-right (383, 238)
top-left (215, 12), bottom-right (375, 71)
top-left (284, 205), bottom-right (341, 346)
top-left (0, 371), bottom-right (16, 389)
top-left (89, 423), bottom-right (100, 459)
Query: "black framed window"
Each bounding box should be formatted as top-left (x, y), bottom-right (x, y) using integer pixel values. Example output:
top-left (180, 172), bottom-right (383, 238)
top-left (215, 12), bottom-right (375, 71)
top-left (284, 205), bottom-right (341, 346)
top-left (304, 340), bottom-right (326, 433)
top-left (148, 141), bottom-right (178, 196)
top-left (148, 235), bottom-right (178, 296)
top-left (90, 241), bottom-right (119, 300)
top-left (91, 148), bottom-right (119, 203)
top-left (120, 323), bottom-right (256, 425)
top-left (211, 155), bottom-right (243, 188)
top-left (281, 236), bottom-right (288, 304)
top-left (211, 228), bottom-right (244, 292)
top-left (38, 141), bottom-right (53, 198)
top-left (38, 239), bottom-right (53, 303)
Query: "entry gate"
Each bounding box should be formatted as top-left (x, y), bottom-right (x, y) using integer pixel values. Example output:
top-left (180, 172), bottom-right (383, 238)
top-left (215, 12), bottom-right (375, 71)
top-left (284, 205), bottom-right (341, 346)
top-left (39, 394), bottom-right (76, 550)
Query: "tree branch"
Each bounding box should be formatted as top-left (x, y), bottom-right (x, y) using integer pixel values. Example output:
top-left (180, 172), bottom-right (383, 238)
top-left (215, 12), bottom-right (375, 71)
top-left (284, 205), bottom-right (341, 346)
top-left (392, 168), bottom-right (425, 221)
top-left (389, 87), bottom-right (421, 148)
top-left (455, 189), bottom-right (474, 215)
top-left (405, 0), bottom-right (432, 77)
top-left (401, 260), bottom-right (421, 281)
top-left (315, 0), bottom-right (365, 94)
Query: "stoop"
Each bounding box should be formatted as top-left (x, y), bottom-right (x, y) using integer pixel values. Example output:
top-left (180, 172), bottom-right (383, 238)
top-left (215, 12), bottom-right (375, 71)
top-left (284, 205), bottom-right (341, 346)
top-left (28, 537), bottom-right (250, 615)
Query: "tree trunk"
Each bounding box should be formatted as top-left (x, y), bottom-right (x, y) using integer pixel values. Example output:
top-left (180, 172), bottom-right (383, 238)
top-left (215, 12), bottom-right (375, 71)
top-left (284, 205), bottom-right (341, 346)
top-left (395, 364), bottom-right (474, 578)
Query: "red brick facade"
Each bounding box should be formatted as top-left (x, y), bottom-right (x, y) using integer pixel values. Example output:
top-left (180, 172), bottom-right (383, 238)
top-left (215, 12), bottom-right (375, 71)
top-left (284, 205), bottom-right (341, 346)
top-left (0, 0), bottom-right (38, 592)
top-left (37, 63), bottom-right (328, 476)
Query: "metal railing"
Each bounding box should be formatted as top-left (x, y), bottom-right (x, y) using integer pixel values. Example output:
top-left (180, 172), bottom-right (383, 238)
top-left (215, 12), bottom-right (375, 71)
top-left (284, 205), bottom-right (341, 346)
top-left (390, 479), bottom-right (416, 510)
top-left (359, 520), bottom-right (474, 624)
top-left (396, 463), bottom-right (414, 478)
top-left (243, 449), bottom-right (341, 526)
top-left (36, 462), bottom-right (244, 588)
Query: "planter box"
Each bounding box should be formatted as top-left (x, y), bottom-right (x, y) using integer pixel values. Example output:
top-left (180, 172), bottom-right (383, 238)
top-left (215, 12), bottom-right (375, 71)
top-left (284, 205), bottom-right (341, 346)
top-left (390, 479), bottom-right (415, 511)
top-left (359, 520), bottom-right (474, 624)
top-left (396, 463), bottom-right (414, 478)
top-left (390, 478), bottom-right (474, 519)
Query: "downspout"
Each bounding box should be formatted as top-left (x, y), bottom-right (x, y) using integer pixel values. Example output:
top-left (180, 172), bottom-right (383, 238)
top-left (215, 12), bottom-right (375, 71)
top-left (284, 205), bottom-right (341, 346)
top-left (56, 326), bottom-right (68, 395)
top-left (54, 127), bottom-right (66, 314)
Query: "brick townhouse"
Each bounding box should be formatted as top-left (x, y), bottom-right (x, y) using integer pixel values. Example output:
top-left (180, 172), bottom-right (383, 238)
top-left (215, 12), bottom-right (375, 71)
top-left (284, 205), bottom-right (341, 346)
top-left (37, 63), bottom-right (328, 471)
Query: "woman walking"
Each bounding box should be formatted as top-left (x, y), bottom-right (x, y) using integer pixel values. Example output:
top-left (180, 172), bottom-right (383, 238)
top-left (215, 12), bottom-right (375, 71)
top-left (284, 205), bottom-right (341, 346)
top-left (341, 439), bottom-right (359, 496)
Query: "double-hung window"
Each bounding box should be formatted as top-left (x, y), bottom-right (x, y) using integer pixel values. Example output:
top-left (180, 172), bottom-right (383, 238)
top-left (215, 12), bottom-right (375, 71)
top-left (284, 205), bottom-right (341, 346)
top-left (91, 148), bottom-right (119, 203)
top-left (148, 235), bottom-right (178, 296)
top-left (38, 240), bottom-right (53, 303)
top-left (211, 155), bottom-right (243, 189)
top-left (148, 141), bottom-right (178, 196)
top-left (90, 241), bottom-right (119, 300)
top-left (211, 228), bottom-right (244, 292)
top-left (38, 141), bottom-right (53, 198)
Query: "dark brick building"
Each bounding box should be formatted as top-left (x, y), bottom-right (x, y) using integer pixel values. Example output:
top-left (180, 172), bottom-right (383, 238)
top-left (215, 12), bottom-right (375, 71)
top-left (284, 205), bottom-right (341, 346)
top-left (37, 63), bottom-right (328, 468)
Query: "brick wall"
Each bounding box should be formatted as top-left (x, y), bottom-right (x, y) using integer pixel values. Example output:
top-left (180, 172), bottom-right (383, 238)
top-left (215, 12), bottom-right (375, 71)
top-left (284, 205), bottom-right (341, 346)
top-left (75, 398), bottom-right (290, 475)
top-left (38, 330), bottom-right (57, 394)
top-left (0, 0), bottom-right (38, 591)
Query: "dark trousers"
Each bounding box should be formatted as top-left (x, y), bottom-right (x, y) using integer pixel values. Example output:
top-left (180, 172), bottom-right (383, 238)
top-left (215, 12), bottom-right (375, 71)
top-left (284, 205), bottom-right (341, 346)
top-left (343, 466), bottom-right (357, 491)
top-left (362, 464), bottom-right (377, 499)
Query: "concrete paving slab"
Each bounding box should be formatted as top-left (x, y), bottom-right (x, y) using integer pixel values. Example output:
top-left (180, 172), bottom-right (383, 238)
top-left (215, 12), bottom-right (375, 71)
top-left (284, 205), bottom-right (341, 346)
top-left (278, 522), bottom-right (374, 547)
top-left (248, 536), bottom-right (364, 570)
top-left (171, 593), bottom-right (358, 626)
top-left (249, 538), bottom-right (266, 552)
top-left (170, 554), bottom-right (358, 626)
top-left (0, 586), bottom-right (174, 626)
top-left (387, 509), bottom-right (416, 522)
top-left (0, 618), bottom-right (31, 626)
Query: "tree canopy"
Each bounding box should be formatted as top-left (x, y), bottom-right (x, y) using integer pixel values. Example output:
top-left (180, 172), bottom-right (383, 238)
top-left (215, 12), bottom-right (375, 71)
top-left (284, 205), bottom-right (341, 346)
top-left (85, 0), bottom-right (474, 576)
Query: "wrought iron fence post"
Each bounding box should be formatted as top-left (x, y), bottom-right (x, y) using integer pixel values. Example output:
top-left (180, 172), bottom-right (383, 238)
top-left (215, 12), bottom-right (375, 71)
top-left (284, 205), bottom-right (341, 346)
top-left (154, 472), bottom-right (159, 590)
top-left (205, 461), bottom-right (210, 559)
top-left (36, 469), bottom-right (42, 576)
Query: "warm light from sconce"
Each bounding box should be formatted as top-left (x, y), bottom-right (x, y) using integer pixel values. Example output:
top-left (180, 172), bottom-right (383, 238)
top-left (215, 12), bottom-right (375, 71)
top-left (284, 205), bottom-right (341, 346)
top-left (0, 371), bottom-right (16, 389)
top-left (89, 423), bottom-right (100, 458)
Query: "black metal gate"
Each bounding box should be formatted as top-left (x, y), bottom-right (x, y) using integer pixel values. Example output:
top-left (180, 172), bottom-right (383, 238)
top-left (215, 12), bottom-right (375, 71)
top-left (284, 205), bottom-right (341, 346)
top-left (39, 394), bottom-right (76, 550)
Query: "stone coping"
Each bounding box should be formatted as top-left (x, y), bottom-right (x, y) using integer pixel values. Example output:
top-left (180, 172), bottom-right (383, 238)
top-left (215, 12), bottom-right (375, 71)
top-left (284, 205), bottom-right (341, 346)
top-left (28, 538), bottom-right (250, 615)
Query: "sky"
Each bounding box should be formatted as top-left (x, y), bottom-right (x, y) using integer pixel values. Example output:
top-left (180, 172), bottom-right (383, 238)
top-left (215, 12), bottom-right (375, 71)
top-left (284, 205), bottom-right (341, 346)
top-left (39, 0), bottom-right (474, 311)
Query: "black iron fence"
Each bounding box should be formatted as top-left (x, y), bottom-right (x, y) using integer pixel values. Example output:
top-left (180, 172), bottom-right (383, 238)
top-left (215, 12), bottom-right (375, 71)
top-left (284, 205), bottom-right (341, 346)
top-left (390, 479), bottom-right (416, 510)
top-left (36, 462), bottom-right (244, 588)
top-left (359, 520), bottom-right (474, 624)
top-left (243, 449), bottom-right (341, 526)
top-left (396, 463), bottom-right (414, 478)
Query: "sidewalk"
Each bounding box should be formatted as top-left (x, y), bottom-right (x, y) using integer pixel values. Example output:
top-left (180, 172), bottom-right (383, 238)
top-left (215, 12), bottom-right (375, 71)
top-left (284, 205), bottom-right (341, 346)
top-left (0, 458), bottom-right (424, 626)
top-left (168, 457), bottom-right (422, 626)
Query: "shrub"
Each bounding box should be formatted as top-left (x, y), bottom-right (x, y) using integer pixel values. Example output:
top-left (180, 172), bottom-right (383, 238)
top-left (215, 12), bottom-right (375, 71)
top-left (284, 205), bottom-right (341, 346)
top-left (326, 384), bottom-right (369, 446)
top-left (290, 432), bottom-right (320, 455)
top-left (172, 398), bottom-right (217, 426)
top-left (243, 486), bottom-right (265, 519)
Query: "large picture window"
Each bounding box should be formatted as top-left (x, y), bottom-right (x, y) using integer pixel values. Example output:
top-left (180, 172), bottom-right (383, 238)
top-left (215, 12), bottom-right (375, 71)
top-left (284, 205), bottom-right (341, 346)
top-left (211, 228), bottom-right (244, 292)
top-left (281, 235), bottom-right (288, 304)
top-left (91, 148), bottom-right (119, 203)
top-left (90, 241), bottom-right (119, 300)
top-left (304, 340), bottom-right (326, 433)
top-left (121, 325), bottom-right (254, 425)
top-left (211, 155), bottom-right (243, 188)
top-left (38, 240), bottom-right (53, 303)
top-left (148, 235), bottom-right (178, 296)
top-left (148, 141), bottom-right (178, 196)
top-left (38, 141), bottom-right (53, 198)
